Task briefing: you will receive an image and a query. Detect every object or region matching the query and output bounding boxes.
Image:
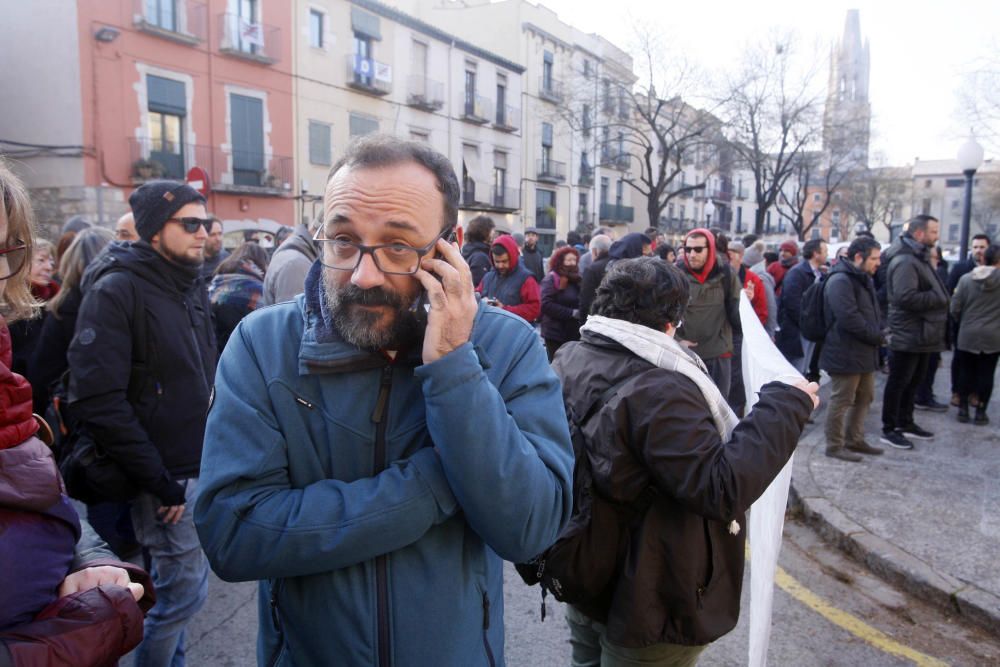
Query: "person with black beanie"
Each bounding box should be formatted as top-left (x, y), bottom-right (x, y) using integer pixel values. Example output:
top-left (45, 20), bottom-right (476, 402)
top-left (66, 179), bottom-right (217, 666)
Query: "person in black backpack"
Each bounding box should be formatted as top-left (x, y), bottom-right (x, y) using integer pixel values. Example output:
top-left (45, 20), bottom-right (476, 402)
top-left (776, 238), bottom-right (828, 379)
top-left (820, 237), bottom-right (887, 462)
top-left (551, 257), bottom-right (817, 666)
top-left (67, 180), bottom-right (217, 666)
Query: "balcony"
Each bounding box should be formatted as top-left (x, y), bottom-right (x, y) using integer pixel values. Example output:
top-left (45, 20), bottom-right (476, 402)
top-left (538, 78), bottom-right (564, 104)
top-left (347, 55), bottom-right (392, 96)
top-left (600, 202), bottom-right (635, 223)
top-left (127, 137), bottom-right (291, 196)
top-left (537, 159), bottom-right (566, 183)
top-left (599, 150), bottom-right (630, 171)
top-left (406, 76), bottom-right (443, 111)
top-left (709, 188), bottom-right (733, 202)
top-left (210, 147), bottom-right (293, 195)
top-left (219, 13), bottom-right (281, 65)
top-left (578, 166), bottom-right (594, 187)
top-left (461, 95), bottom-right (492, 124)
top-left (535, 209), bottom-right (556, 230)
top-left (133, 0), bottom-right (206, 45)
top-left (493, 105), bottom-right (519, 132)
top-left (577, 209), bottom-right (593, 225)
top-left (461, 182), bottom-right (520, 211)
top-left (491, 186), bottom-right (519, 211)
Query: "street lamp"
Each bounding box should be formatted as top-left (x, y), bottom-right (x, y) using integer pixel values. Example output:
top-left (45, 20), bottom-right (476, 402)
top-left (957, 135), bottom-right (984, 262)
top-left (704, 199), bottom-right (716, 227)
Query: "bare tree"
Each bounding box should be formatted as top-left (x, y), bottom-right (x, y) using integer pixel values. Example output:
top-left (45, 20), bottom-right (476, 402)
top-left (776, 145), bottom-right (859, 240)
top-left (719, 34), bottom-right (824, 236)
top-left (842, 166), bottom-right (909, 236)
top-left (958, 48), bottom-right (1000, 154)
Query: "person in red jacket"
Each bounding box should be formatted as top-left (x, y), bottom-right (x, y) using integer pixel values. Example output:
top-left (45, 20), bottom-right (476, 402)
top-left (0, 158), bottom-right (153, 666)
top-left (727, 242), bottom-right (768, 326)
top-left (767, 240), bottom-right (799, 294)
top-left (476, 234), bottom-right (541, 322)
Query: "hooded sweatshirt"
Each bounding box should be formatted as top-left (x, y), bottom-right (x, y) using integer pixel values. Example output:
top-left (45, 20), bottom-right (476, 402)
top-left (477, 234), bottom-right (541, 322)
top-left (951, 265), bottom-right (1000, 354)
top-left (677, 229), bottom-right (741, 361)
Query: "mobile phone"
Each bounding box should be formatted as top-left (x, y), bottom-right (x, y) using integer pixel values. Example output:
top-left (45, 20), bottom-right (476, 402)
top-left (409, 226), bottom-right (458, 327)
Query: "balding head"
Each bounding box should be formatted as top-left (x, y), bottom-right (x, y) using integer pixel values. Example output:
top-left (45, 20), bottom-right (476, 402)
top-left (115, 212), bottom-right (139, 242)
top-left (590, 234), bottom-right (612, 259)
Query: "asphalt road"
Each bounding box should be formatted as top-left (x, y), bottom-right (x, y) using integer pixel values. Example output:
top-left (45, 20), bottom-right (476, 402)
top-left (175, 516), bottom-right (1000, 666)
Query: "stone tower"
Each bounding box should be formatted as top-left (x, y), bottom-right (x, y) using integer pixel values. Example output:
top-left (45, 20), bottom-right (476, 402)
top-left (823, 10), bottom-right (871, 169)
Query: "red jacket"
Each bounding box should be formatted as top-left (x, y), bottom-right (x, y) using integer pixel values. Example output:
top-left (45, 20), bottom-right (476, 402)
top-left (475, 235), bottom-right (541, 322)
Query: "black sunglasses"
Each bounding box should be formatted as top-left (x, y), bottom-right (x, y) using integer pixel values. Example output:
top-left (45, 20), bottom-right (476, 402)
top-left (683, 246), bottom-right (707, 254)
top-left (168, 217), bottom-right (214, 234)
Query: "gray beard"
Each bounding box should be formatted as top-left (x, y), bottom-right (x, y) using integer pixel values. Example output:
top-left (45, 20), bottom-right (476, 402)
top-left (323, 272), bottom-right (422, 350)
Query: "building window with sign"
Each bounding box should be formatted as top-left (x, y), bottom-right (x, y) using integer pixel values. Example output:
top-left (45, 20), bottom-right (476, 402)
top-left (354, 32), bottom-right (374, 86)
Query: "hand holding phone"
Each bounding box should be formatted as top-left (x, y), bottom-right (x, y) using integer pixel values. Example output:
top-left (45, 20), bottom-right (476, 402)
top-left (413, 235), bottom-right (478, 364)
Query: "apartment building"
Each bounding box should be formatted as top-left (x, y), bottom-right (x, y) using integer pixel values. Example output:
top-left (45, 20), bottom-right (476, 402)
top-left (910, 158), bottom-right (1000, 246)
top-left (293, 0), bottom-right (525, 231)
top-left (396, 0), bottom-right (640, 252)
top-left (0, 0), bottom-right (295, 238)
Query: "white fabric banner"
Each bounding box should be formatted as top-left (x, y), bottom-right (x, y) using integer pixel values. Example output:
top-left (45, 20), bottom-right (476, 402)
top-left (740, 291), bottom-right (804, 667)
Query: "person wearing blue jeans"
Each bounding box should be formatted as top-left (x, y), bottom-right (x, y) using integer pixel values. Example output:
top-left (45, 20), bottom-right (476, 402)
top-left (131, 478), bottom-right (208, 667)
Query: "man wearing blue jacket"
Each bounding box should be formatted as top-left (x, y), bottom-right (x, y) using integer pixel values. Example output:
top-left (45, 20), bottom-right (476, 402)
top-left (194, 135), bottom-right (574, 666)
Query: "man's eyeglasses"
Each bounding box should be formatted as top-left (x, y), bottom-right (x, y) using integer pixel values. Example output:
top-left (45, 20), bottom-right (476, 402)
top-left (0, 240), bottom-right (28, 281)
top-left (167, 217), bottom-right (214, 234)
top-left (313, 225), bottom-right (454, 276)
top-left (683, 246), bottom-right (708, 254)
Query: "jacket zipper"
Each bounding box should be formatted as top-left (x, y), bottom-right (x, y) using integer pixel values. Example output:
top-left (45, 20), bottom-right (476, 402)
top-left (482, 590), bottom-right (496, 667)
top-left (371, 365), bottom-right (394, 667)
top-left (266, 579), bottom-right (286, 667)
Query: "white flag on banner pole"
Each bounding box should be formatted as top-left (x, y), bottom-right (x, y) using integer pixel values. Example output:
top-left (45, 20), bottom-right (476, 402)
top-left (739, 291), bottom-right (804, 667)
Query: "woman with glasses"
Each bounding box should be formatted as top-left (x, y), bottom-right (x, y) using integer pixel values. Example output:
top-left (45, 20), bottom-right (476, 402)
top-left (0, 159), bottom-right (150, 664)
top-left (208, 241), bottom-right (270, 354)
top-left (8, 238), bottom-right (59, 377)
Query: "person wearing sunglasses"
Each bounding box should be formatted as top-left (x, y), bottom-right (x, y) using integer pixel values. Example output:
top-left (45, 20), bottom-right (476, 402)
top-left (194, 135), bottom-right (573, 666)
top-left (66, 179), bottom-right (217, 666)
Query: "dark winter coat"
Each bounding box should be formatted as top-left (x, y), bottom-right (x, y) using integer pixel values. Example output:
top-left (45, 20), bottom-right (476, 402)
top-left (947, 258), bottom-right (977, 293)
top-left (200, 247), bottom-right (230, 279)
top-left (461, 240), bottom-right (493, 289)
top-left (885, 235), bottom-right (949, 353)
top-left (819, 260), bottom-right (882, 375)
top-left (776, 260), bottom-right (818, 359)
top-left (209, 261), bottom-right (265, 355)
top-left (552, 332), bottom-right (812, 647)
top-left (26, 288), bottom-right (83, 415)
top-left (67, 242), bottom-right (217, 506)
top-left (951, 266), bottom-right (1000, 354)
top-left (521, 245), bottom-right (545, 283)
top-left (539, 271), bottom-right (581, 344)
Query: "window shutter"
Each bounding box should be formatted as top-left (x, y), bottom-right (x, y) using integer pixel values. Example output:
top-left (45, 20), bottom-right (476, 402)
top-left (148, 75), bottom-right (186, 115)
top-left (349, 113), bottom-right (379, 138)
top-left (351, 8), bottom-right (381, 40)
top-left (541, 122), bottom-right (553, 146)
top-left (309, 121), bottom-right (331, 166)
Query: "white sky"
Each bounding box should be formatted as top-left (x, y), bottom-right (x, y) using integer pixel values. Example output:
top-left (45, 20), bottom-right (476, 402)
top-left (533, 0), bottom-right (1000, 166)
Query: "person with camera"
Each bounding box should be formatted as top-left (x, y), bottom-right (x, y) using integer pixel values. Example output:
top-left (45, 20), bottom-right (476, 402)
top-left (475, 233), bottom-right (541, 323)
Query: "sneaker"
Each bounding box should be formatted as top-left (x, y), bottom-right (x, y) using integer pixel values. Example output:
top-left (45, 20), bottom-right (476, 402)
top-left (899, 423), bottom-right (934, 440)
top-left (880, 430), bottom-right (914, 450)
top-left (974, 408), bottom-right (989, 426)
top-left (846, 441), bottom-right (884, 456)
top-left (914, 399), bottom-right (948, 412)
top-left (826, 448), bottom-right (863, 462)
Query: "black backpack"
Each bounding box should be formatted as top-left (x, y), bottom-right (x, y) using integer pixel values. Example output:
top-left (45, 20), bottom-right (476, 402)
top-left (515, 375), bottom-right (656, 622)
top-left (799, 273), bottom-right (830, 342)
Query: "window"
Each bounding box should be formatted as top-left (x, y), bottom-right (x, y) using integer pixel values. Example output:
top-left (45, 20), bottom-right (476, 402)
top-left (146, 75), bottom-right (186, 179)
top-left (615, 179), bottom-right (623, 206)
top-left (603, 79), bottom-right (612, 111)
top-left (493, 151), bottom-right (507, 202)
top-left (496, 73), bottom-right (507, 124)
top-left (600, 177), bottom-right (609, 205)
top-left (309, 9), bottom-right (324, 48)
top-left (582, 103), bottom-right (591, 136)
top-left (813, 192), bottom-right (821, 203)
top-left (308, 121), bottom-right (331, 166)
top-left (349, 112), bottom-right (379, 138)
top-left (667, 204), bottom-right (674, 220)
top-left (949, 223), bottom-right (959, 241)
top-left (353, 32), bottom-right (374, 86)
top-left (583, 60), bottom-right (591, 78)
top-left (945, 178), bottom-right (964, 188)
top-left (951, 199), bottom-right (960, 210)
top-left (924, 179), bottom-right (932, 188)
top-left (536, 188), bottom-right (556, 231)
top-left (680, 205), bottom-right (686, 221)
top-left (145, 0), bottom-right (177, 31)
top-left (736, 206), bottom-right (743, 232)
top-left (230, 93), bottom-right (265, 186)
top-left (541, 122), bottom-right (553, 171)
top-left (236, 0), bottom-right (260, 55)
top-left (579, 191), bottom-right (588, 212)
top-left (921, 197), bottom-right (932, 214)
top-left (542, 50), bottom-right (554, 92)
top-left (464, 64), bottom-right (477, 116)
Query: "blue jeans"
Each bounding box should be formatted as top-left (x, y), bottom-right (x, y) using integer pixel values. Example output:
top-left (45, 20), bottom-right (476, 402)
top-left (131, 478), bottom-right (209, 667)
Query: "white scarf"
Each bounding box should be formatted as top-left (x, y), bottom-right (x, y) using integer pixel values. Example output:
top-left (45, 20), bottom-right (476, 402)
top-left (580, 315), bottom-right (739, 440)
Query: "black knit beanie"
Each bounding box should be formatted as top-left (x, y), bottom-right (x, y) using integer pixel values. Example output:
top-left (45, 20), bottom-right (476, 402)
top-left (129, 180), bottom-right (207, 242)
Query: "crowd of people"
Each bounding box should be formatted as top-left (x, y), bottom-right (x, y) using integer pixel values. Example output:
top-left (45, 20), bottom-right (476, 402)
top-left (0, 133), bottom-right (994, 666)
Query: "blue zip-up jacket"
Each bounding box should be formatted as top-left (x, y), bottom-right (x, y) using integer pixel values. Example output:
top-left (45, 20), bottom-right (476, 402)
top-left (194, 264), bottom-right (574, 666)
